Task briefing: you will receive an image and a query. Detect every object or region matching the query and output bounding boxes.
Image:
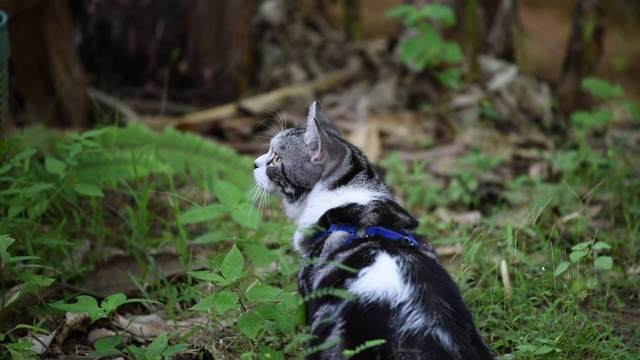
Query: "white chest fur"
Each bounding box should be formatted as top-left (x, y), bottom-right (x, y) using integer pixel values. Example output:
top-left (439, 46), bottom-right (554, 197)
top-left (290, 186), bottom-right (385, 252)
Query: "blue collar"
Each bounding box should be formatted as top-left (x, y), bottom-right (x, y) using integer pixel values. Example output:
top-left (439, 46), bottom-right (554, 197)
top-left (312, 224), bottom-right (420, 247)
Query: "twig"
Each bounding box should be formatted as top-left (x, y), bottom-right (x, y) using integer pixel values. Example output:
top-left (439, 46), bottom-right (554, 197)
top-left (175, 57), bottom-right (364, 129)
top-left (87, 87), bottom-right (140, 122)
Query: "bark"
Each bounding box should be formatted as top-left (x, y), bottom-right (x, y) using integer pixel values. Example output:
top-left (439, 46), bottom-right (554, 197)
top-left (185, 0), bottom-right (242, 102)
top-left (4, 0), bottom-right (89, 127)
top-left (343, 0), bottom-right (364, 41)
top-left (74, 0), bottom-right (244, 104)
top-left (480, 0), bottom-right (520, 62)
top-left (556, 0), bottom-right (605, 116)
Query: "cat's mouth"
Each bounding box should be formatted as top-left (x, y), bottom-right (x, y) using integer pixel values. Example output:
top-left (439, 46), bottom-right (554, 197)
top-left (253, 165), bottom-right (276, 195)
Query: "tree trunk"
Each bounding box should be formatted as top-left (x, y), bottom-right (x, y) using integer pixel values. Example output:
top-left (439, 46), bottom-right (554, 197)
top-left (556, 0), bottom-right (604, 116)
top-left (4, 0), bottom-right (90, 127)
top-left (185, 0), bottom-right (242, 103)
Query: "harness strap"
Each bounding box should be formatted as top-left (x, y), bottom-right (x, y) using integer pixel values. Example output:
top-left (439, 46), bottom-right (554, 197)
top-left (312, 224), bottom-right (419, 247)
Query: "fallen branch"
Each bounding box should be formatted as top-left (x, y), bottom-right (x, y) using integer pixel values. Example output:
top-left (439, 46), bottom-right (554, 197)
top-left (174, 57), bottom-right (364, 130)
top-left (87, 87), bottom-right (140, 122)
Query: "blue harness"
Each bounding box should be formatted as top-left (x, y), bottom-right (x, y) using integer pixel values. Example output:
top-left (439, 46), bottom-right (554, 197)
top-left (312, 224), bottom-right (420, 247)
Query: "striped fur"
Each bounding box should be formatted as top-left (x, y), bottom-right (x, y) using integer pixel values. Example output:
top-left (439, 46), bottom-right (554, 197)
top-left (253, 102), bottom-right (497, 359)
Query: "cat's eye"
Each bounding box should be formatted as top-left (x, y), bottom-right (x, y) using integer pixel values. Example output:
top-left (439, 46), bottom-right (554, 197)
top-left (270, 154), bottom-right (282, 166)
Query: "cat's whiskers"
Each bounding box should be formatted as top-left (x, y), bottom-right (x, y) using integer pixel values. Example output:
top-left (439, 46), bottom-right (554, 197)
top-left (263, 103), bottom-right (289, 136)
top-left (247, 180), bottom-right (274, 229)
top-left (247, 182), bottom-right (263, 227)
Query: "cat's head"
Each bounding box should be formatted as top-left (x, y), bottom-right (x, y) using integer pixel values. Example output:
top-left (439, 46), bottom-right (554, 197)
top-left (253, 101), bottom-right (388, 222)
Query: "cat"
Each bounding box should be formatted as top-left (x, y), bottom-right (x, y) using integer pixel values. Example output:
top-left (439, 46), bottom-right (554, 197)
top-left (253, 101), bottom-right (497, 360)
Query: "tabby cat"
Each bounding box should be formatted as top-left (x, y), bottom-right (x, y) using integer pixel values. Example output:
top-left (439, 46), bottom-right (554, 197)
top-left (253, 102), bottom-right (497, 359)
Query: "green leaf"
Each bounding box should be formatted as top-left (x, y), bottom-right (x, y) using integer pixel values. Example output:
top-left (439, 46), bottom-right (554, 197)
top-left (534, 346), bottom-right (555, 355)
top-left (569, 250), bottom-right (587, 263)
top-left (7, 255), bottom-right (42, 263)
top-left (405, 11), bottom-right (426, 27)
top-left (254, 304), bottom-right (280, 319)
top-left (188, 270), bottom-right (219, 282)
top-left (581, 77), bottom-right (625, 100)
top-left (14, 148), bottom-right (37, 161)
top-left (145, 333), bottom-right (168, 360)
top-left (0, 235), bottom-right (15, 261)
top-left (237, 312), bottom-right (264, 339)
top-left (594, 256), bottom-right (613, 270)
top-left (189, 290), bottom-right (239, 314)
top-left (50, 295), bottom-right (100, 312)
top-left (25, 183), bottom-right (54, 196)
top-left (624, 100), bottom-right (640, 121)
top-left (191, 231), bottom-right (229, 244)
top-left (246, 284), bottom-right (283, 302)
top-left (7, 204), bottom-right (24, 218)
top-left (244, 243), bottom-right (276, 267)
top-left (163, 343), bottom-right (191, 357)
top-left (73, 183), bottom-right (104, 197)
top-left (82, 128), bottom-right (110, 139)
top-left (181, 205), bottom-right (226, 224)
top-left (100, 293), bottom-right (127, 315)
top-left (214, 290), bottom-right (240, 314)
top-left (516, 344), bottom-right (537, 353)
top-left (44, 157), bottom-right (67, 176)
top-left (259, 345), bottom-right (285, 360)
top-left (0, 163), bottom-right (13, 175)
top-left (90, 336), bottom-right (123, 357)
top-left (189, 270), bottom-right (230, 286)
top-left (436, 69), bottom-right (461, 90)
top-left (592, 241), bottom-right (612, 251)
top-left (590, 109), bottom-right (613, 125)
top-left (400, 36), bottom-right (426, 68)
top-left (49, 295), bottom-right (106, 322)
top-left (275, 312), bottom-right (295, 334)
top-left (553, 150), bottom-right (580, 173)
top-left (570, 110), bottom-right (593, 125)
top-left (554, 261), bottom-right (570, 276)
top-left (441, 42), bottom-right (464, 63)
top-left (19, 272), bottom-right (54, 289)
top-left (571, 241), bottom-right (592, 252)
top-left (384, 5), bottom-right (416, 19)
top-left (188, 294), bottom-right (216, 311)
top-left (420, 4), bottom-right (456, 26)
top-left (221, 245), bottom-right (244, 282)
top-left (214, 180), bottom-right (244, 206)
top-left (231, 206), bottom-right (256, 229)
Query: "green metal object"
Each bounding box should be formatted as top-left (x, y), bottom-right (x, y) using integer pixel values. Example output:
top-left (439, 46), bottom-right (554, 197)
top-left (0, 10), bottom-right (9, 139)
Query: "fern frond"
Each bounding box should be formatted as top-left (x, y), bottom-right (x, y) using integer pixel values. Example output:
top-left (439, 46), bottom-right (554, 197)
top-left (302, 287), bottom-right (358, 302)
top-left (76, 123), bottom-right (253, 191)
top-left (343, 339), bottom-right (387, 358)
top-left (302, 337), bottom-right (342, 357)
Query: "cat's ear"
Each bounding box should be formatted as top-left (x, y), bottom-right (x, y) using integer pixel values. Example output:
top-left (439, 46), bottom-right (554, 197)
top-left (305, 102), bottom-right (331, 163)
top-left (308, 101), bottom-right (340, 134)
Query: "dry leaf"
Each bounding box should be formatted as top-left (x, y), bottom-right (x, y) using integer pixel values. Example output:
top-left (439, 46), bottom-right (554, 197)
top-left (21, 331), bottom-right (55, 355)
top-left (436, 207), bottom-right (481, 226)
top-left (84, 253), bottom-right (187, 296)
top-left (87, 328), bottom-right (117, 344)
top-left (114, 313), bottom-right (211, 342)
top-left (58, 312), bottom-right (91, 345)
top-left (348, 120), bottom-right (381, 163)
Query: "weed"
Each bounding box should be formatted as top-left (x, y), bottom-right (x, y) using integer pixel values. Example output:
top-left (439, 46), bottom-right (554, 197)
top-left (385, 4), bottom-right (464, 90)
top-left (1, 78), bottom-right (638, 358)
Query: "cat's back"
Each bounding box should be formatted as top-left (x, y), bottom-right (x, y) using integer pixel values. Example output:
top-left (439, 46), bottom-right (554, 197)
top-left (300, 237), bottom-right (496, 359)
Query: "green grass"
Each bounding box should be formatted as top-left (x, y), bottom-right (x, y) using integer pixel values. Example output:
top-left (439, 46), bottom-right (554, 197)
top-left (1, 80), bottom-right (639, 358)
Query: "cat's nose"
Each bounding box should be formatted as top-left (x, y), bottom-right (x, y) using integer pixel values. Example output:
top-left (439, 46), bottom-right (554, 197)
top-left (254, 162), bottom-right (259, 169)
